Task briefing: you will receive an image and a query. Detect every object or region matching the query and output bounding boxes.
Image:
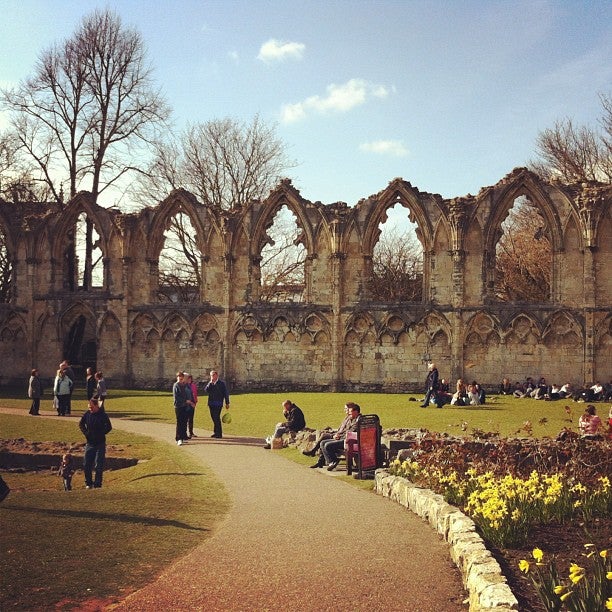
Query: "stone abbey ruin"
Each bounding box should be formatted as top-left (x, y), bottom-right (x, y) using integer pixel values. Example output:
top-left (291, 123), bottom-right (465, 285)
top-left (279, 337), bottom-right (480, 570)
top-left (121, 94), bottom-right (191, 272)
top-left (0, 167), bottom-right (610, 391)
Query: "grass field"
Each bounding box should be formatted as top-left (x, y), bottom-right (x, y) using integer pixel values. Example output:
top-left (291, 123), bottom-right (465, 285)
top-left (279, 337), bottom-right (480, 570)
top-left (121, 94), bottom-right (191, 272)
top-left (0, 385), bottom-right (590, 439)
top-left (0, 387), bottom-right (598, 609)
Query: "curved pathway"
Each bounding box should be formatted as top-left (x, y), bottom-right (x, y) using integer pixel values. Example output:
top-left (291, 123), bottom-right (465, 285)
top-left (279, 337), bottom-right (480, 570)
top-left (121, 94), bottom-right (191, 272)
top-left (108, 418), bottom-right (467, 611)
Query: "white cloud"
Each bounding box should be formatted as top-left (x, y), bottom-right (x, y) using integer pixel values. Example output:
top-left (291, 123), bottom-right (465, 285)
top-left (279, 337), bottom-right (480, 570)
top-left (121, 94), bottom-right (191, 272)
top-left (258, 39), bottom-right (305, 63)
top-left (281, 78), bottom-right (390, 124)
top-left (359, 140), bottom-right (409, 157)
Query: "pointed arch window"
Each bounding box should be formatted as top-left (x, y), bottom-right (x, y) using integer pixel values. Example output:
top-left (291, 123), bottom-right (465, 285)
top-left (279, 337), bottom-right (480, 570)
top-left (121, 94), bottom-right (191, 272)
top-left (62, 212), bottom-right (104, 291)
top-left (369, 202), bottom-right (423, 301)
top-left (158, 211), bottom-right (202, 303)
top-left (495, 196), bottom-right (552, 302)
top-left (259, 205), bottom-right (306, 303)
top-left (0, 225), bottom-right (14, 302)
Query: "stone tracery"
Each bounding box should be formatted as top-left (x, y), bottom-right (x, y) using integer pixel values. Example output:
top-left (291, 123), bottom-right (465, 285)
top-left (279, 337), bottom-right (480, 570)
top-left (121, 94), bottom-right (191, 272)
top-left (0, 168), bottom-right (609, 390)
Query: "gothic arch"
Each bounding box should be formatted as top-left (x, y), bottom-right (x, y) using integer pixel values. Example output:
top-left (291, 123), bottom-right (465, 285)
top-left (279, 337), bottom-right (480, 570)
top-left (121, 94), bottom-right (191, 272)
top-left (360, 179), bottom-right (436, 254)
top-left (249, 182), bottom-right (315, 256)
top-left (146, 189), bottom-right (212, 261)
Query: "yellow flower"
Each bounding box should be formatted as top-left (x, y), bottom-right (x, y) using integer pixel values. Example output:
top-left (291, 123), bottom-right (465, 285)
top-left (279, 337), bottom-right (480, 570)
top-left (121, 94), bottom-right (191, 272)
top-left (561, 591), bottom-right (573, 603)
top-left (569, 572), bottom-right (584, 584)
top-left (606, 571), bottom-right (612, 580)
top-left (601, 549), bottom-right (608, 559)
top-left (569, 563), bottom-right (584, 575)
top-left (532, 548), bottom-right (544, 562)
top-left (518, 559), bottom-right (530, 573)
top-left (607, 597), bottom-right (612, 611)
top-left (553, 585), bottom-right (566, 595)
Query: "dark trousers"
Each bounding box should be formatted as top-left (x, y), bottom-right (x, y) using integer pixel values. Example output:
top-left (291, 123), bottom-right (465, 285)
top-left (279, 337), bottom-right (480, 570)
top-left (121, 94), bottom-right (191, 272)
top-left (175, 406), bottom-right (188, 441)
top-left (84, 443), bottom-right (106, 488)
top-left (29, 398), bottom-right (40, 415)
top-left (57, 395), bottom-right (70, 416)
top-left (209, 404), bottom-right (222, 437)
top-left (187, 408), bottom-right (195, 436)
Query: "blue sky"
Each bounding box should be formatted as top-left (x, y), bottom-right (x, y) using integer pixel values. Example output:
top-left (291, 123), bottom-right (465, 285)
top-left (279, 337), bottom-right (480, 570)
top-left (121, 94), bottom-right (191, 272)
top-left (1, 0), bottom-right (611, 206)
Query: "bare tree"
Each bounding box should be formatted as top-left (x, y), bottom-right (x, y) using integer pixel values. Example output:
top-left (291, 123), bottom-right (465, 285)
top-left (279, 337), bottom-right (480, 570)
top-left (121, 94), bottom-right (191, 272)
top-left (531, 93), bottom-right (612, 184)
top-left (259, 207), bottom-right (306, 302)
top-left (1, 8), bottom-right (169, 202)
top-left (0, 228), bottom-right (13, 303)
top-left (158, 213), bottom-right (201, 303)
top-left (369, 226), bottom-right (423, 301)
top-left (495, 198), bottom-right (552, 302)
top-left (138, 115), bottom-right (293, 210)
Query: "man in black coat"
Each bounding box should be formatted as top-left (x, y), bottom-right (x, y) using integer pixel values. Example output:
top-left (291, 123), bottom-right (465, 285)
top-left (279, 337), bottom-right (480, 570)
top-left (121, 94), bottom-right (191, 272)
top-left (263, 400), bottom-right (306, 449)
top-left (79, 398), bottom-right (112, 489)
top-left (420, 362), bottom-right (440, 408)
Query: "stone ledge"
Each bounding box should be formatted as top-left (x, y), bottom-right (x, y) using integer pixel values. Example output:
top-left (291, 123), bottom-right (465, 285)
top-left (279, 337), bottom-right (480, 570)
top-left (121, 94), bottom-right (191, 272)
top-left (374, 470), bottom-right (519, 612)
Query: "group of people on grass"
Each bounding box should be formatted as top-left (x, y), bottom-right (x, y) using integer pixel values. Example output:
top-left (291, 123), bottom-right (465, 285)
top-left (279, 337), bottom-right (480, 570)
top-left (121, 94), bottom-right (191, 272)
top-left (419, 362), bottom-right (486, 408)
top-left (27, 361), bottom-right (108, 417)
top-left (502, 376), bottom-right (612, 403)
top-left (172, 369), bottom-right (230, 446)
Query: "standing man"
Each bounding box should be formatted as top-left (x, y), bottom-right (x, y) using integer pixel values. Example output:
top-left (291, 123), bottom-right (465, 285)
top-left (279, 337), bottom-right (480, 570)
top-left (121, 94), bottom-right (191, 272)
top-left (204, 370), bottom-right (230, 439)
top-left (60, 360), bottom-right (76, 415)
top-left (79, 398), bottom-right (112, 489)
top-left (173, 371), bottom-right (194, 446)
top-left (28, 368), bottom-right (42, 415)
top-left (420, 362), bottom-right (440, 408)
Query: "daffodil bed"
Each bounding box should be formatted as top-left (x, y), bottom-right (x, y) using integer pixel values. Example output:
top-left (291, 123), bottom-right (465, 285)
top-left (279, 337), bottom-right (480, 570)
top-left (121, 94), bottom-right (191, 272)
top-left (387, 429), bottom-right (612, 611)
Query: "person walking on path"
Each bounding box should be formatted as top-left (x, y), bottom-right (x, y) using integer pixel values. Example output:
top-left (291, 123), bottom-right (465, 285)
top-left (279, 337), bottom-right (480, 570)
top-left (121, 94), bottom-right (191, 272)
top-left (28, 368), bottom-right (42, 415)
top-left (60, 360), bottom-right (76, 414)
top-left (204, 370), bottom-right (230, 439)
top-left (173, 372), bottom-right (194, 446)
top-left (79, 398), bottom-right (112, 489)
top-left (420, 361), bottom-right (440, 408)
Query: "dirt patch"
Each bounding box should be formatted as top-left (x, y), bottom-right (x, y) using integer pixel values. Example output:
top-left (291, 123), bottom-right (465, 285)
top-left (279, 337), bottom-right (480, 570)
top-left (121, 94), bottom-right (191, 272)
top-left (0, 439), bottom-right (138, 471)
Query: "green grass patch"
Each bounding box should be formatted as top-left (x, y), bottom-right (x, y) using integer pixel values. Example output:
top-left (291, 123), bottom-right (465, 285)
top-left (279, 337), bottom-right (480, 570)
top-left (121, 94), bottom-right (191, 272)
top-left (0, 414), bottom-right (229, 610)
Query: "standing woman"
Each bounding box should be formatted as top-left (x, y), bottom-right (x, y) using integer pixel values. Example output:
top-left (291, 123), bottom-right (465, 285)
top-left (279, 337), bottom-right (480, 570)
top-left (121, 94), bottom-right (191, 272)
top-left (28, 368), bottom-right (42, 415)
top-left (185, 373), bottom-right (198, 438)
top-left (53, 369), bottom-right (73, 416)
top-left (94, 371), bottom-right (108, 410)
top-left (86, 367), bottom-right (96, 400)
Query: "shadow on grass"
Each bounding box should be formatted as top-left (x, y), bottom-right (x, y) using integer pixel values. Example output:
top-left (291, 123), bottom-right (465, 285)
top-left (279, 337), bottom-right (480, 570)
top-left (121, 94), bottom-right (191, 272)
top-left (6, 505), bottom-right (208, 530)
top-left (129, 471), bottom-right (205, 481)
top-left (185, 435), bottom-right (264, 447)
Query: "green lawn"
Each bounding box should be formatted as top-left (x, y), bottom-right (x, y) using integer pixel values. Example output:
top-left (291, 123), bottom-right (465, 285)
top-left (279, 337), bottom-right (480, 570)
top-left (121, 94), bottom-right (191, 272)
top-left (0, 387), bottom-right (588, 609)
top-left (1, 386), bottom-right (584, 439)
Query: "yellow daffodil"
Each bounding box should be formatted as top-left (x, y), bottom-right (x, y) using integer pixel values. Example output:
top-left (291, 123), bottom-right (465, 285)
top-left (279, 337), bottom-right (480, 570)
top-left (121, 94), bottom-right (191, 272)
top-left (606, 597), bottom-right (612, 611)
top-left (518, 559), bottom-right (530, 573)
top-left (569, 572), bottom-right (584, 584)
top-left (532, 548), bottom-right (544, 562)
top-left (606, 571), bottom-right (612, 580)
top-left (553, 585), bottom-right (566, 595)
top-left (601, 549), bottom-right (608, 559)
top-left (560, 591), bottom-right (573, 603)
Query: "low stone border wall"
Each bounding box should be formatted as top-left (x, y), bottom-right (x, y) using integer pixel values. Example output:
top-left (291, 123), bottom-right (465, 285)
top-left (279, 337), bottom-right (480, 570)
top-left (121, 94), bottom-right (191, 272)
top-left (374, 470), bottom-right (519, 612)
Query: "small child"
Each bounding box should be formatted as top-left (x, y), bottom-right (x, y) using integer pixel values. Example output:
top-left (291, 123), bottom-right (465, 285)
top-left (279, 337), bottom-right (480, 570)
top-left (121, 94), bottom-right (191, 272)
top-left (58, 453), bottom-right (75, 491)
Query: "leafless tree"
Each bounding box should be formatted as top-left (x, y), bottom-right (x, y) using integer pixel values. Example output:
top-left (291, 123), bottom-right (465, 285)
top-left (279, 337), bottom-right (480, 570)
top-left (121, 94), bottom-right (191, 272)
top-left (1, 8), bottom-right (170, 202)
top-left (259, 207), bottom-right (306, 302)
top-left (495, 198), bottom-right (552, 302)
top-left (0, 228), bottom-right (12, 303)
top-left (368, 226), bottom-right (423, 301)
top-left (137, 115), bottom-right (293, 210)
top-left (158, 213), bottom-right (201, 303)
top-left (531, 93), bottom-right (612, 184)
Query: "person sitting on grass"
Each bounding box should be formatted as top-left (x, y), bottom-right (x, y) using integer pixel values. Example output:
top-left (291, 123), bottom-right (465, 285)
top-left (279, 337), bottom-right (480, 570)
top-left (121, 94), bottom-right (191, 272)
top-left (263, 400), bottom-right (306, 449)
top-left (578, 404), bottom-right (602, 439)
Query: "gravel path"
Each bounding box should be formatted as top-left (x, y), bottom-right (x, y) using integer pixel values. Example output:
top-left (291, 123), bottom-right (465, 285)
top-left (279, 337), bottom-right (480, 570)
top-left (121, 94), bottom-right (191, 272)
top-left (106, 418), bottom-right (467, 611)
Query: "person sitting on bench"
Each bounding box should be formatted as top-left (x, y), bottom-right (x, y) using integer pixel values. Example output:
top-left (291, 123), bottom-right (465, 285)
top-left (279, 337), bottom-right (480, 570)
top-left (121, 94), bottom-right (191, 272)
top-left (313, 402), bottom-right (362, 471)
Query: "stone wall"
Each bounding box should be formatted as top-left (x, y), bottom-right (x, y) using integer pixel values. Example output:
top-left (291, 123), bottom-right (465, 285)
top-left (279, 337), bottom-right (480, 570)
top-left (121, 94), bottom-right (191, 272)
top-left (0, 168), bottom-right (610, 390)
